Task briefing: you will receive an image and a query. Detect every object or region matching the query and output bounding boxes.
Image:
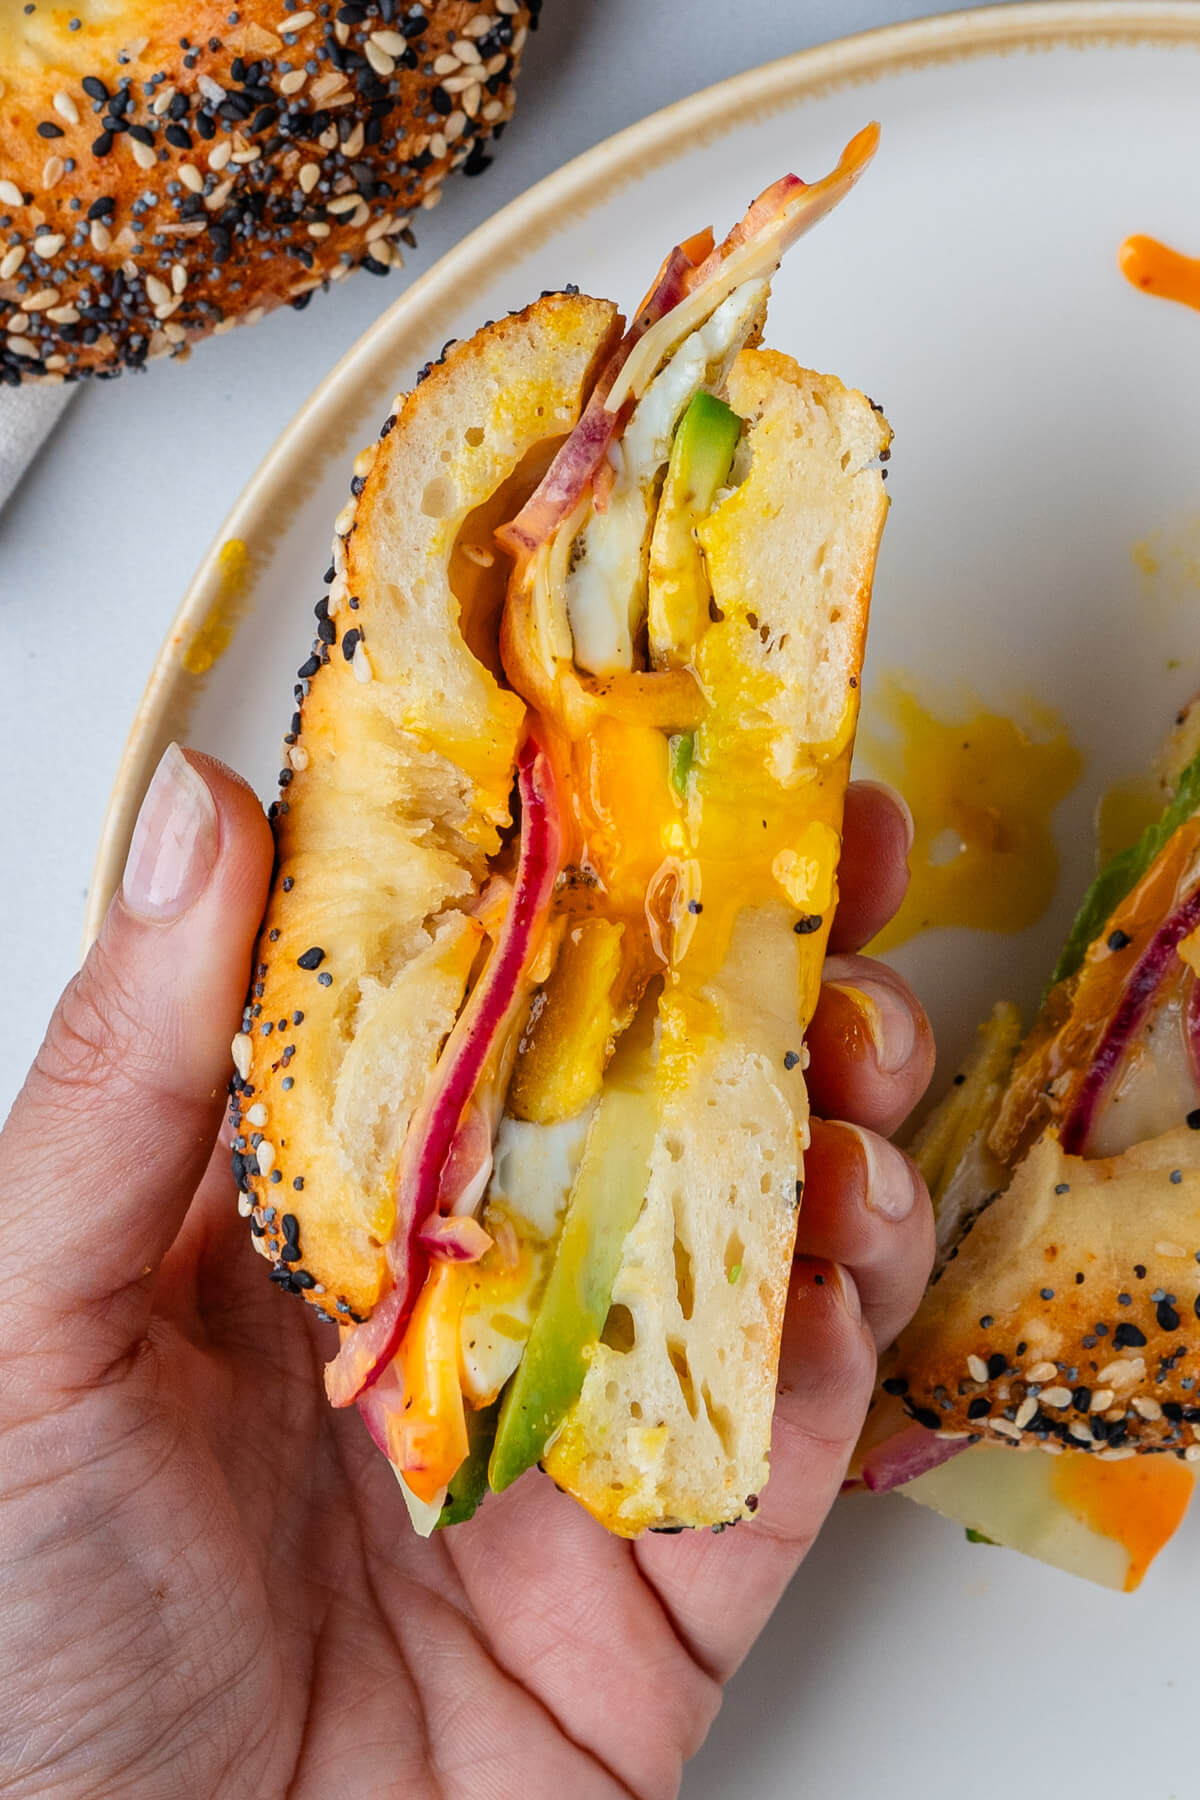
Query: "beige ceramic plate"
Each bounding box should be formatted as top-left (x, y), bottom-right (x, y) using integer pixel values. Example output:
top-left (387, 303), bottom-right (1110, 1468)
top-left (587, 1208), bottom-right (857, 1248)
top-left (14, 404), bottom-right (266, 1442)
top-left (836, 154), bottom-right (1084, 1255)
top-left (92, 8), bottom-right (1200, 1796)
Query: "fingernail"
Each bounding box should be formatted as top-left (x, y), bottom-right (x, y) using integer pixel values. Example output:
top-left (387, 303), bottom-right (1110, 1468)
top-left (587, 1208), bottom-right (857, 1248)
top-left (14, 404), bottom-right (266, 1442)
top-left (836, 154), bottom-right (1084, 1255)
top-left (846, 1123), bottom-right (918, 1222)
top-left (830, 1262), bottom-right (863, 1324)
top-left (824, 969), bottom-right (917, 1074)
top-left (857, 779), bottom-right (915, 855)
top-left (122, 744), bottom-right (218, 922)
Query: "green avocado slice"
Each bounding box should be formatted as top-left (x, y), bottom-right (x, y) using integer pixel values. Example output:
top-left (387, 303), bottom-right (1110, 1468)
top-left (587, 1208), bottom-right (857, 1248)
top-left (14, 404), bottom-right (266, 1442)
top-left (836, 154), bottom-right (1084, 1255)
top-left (1051, 746), bottom-right (1200, 986)
top-left (647, 389), bottom-right (742, 668)
top-left (437, 1400), bottom-right (500, 1528)
top-left (488, 1083), bottom-right (657, 1493)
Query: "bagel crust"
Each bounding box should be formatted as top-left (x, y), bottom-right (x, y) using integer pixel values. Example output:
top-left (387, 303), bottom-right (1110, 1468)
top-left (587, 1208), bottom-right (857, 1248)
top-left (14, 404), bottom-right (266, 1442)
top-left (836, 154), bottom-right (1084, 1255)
top-left (0, 0), bottom-right (534, 382)
top-left (889, 1124), bottom-right (1200, 1457)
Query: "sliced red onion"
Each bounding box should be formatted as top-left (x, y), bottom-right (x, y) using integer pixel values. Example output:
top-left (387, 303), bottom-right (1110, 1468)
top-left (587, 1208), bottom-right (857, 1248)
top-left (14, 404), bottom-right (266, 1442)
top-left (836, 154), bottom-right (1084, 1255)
top-left (683, 173), bottom-right (805, 290)
top-left (418, 1214), bottom-right (494, 1263)
top-left (1062, 882), bottom-right (1200, 1154)
top-left (495, 244), bottom-right (696, 559)
top-left (859, 1422), bottom-right (969, 1494)
top-left (325, 730), bottom-right (562, 1407)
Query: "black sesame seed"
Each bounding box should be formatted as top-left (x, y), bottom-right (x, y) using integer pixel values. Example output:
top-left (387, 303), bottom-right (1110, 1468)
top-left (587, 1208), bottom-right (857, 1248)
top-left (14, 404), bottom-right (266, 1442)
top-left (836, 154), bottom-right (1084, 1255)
top-left (979, 1315), bottom-right (994, 1330)
top-left (966, 1396), bottom-right (991, 1420)
top-left (1107, 928), bottom-right (1132, 951)
top-left (1163, 1402), bottom-right (1185, 1422)
top-left (1188, 1109), bottom-right (1200, 1131)
top-left (1054, 1182), bottom-right (1070, 1195)
top-left (82, 75), bottom-right (110, 101)
top-left (317, 972), bottom-right (333, 987)
top-left (297, 946), bottom-right (325, 970)
top-left (1135, 1264), bottom-right (1147, 1279)
top-left (1040, 1287), bottom-right (1055, 1301)
top-left (1113, 1322), bottom-right (1148, 1349)
top-left (1118, 1292), bottom-right (1132, 1306)
top-left (911, 1407), bottom-right (941, 1431)
top-left (91, 130), bottom-right (115, 155)
top-left (87, 195), bottom-right (115, 220)
top-left (291, 1269), bottom-right (317, 1290)
top-left (282, 1212), bottom-right (301, 1241)
top-left (165, 124), bottom-right (192, 150)
top-left (1158, 1299), bottom-right (1181, 1331)
top-left (1171, 1169), bottom-right (1183, 1185)
top-left (783, 1050), bottom-right (800, 1070)
top-left (341, 626), bottom-right (361, 660)
top-left (881, 1376), bottom-right (908, 1396)
top-left (37, 120), bottom-right (65, 138)
top-left (297, 653), bottom-right (320, 679)
top-left (793, 913), bottom-right (823, 935)
top-left (1072, 1386), bottom-right (1092, 1412)
top-left (316, 616), bottom-right (336, 644)
top-left (986, 1352), bottom-right (1007, 1380)
top-left (293, 1176), bottom-right (305, 1191)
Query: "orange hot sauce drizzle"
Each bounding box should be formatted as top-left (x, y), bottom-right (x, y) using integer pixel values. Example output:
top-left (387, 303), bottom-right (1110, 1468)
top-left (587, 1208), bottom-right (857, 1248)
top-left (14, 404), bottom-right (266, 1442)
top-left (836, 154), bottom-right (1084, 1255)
top-left (1051, 1453), bottom-right (1194, 1592)
top-left (1119, 235), bottom-right (1200, 312)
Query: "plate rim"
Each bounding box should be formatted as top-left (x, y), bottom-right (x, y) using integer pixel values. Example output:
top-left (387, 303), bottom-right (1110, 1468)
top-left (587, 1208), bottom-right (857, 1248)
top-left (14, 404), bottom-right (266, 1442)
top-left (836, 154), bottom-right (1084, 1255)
top-left (84, 0), bottom-right (1200, 947)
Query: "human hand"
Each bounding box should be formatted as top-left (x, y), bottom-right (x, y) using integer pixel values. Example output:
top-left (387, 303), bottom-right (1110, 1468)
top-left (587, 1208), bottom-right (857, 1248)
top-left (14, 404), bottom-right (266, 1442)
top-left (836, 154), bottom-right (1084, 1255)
top-left (0, 751), bottom-right (934, 1799)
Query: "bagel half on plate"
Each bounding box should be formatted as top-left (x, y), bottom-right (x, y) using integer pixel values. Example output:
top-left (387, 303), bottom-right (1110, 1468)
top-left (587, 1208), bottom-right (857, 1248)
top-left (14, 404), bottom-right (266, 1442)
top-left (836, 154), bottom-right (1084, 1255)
top-left (229, 125), bottom-right (892, 1536)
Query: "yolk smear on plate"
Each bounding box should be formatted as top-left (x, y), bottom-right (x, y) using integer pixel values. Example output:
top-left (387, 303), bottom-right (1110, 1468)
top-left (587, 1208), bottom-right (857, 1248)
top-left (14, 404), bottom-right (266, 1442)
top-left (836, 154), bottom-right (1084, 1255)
top-left (859, 677), bottom-right (1082, 951)
top-left (1052, 1451), bottom-right (1194, 1592)
top-left (1119, 234), bottom-right (1200, 312)
top-left (181, 538), bottom-right (251, 675)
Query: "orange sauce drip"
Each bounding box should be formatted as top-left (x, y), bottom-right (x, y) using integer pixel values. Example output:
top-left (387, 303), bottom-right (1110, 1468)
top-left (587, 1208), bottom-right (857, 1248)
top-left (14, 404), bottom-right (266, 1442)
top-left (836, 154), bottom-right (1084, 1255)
top-left (1051, 1452), bottom-right (1194, 1592)
top-left (858, 678), bottom-right (1082, 952)
top-left (1119, 235), bottom-right (1200, 312)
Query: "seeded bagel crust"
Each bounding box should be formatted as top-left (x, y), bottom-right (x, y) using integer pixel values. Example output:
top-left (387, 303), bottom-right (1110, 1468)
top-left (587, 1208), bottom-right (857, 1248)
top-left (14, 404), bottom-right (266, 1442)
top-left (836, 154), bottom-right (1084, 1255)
top-left (229, 291), bottom-right (619, 1319)
top-left (889, 1124), bottom-right (1200, 1458)
top-left (0, 0), bottom-right (534, 382)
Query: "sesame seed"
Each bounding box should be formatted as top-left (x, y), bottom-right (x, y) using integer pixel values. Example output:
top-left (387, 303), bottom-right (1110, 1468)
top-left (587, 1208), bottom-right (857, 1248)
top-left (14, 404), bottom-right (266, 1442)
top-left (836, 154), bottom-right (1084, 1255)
top-left (53, 90), bottom-right (80, 126)
top-left (297, 946), bottom-right (325, 970)
top-left (1040, 1386), bottom-right (1073, 1408)
top-left (352, 641), bottom-right (373, 682)
top-left (208, 140), bottom-right (233, 171)
top-left (1107, 928), bottom-right (1132, 951)
top-left (0, 247), bottom-right (25, 279)
top-left (1067, 1421), bottom-right (1094, 1444)
top-left (0, 180), bottom-right (25, 207)
top-left (238, 1193), bottom-right (254, 1218)
top-left (89, 220), bottom-right (112, 252)
top-left (299, 160), bottom-right (321, 192)
top-left (278, 6), bottom-right (315, 25)
top-left (145, 274), bottom-right (172, 306)
top-left (256, 1140), bottom-right (277, 1175)
top-left (1132, 1396), bottom-right (1164, 1421)
top-left (1186, 1445), bottom-right (1200, 1463)
top-left (5, 336), bottom-right (38, 358)
top-left (1113, 1322), bottom-right (1148, 1349)
top-left (1099, 1447), bottom-right (1137, 1462)
top-left (178, 161), bottom-right (204, 192)
top-left (1027, 1360), bottom-right (1057, 1383)
top-left (990, 1418), bottom-right (1022, 1441)
top-left (130, 138), bottom-right (156, 171)
top-left (1090, 1388), bottom-right (1115, 1411)
top-left (46, 304), bottom-right (80, 324)
top-left (246, 1102), bottom-right (268, 1128)
top-left (33, 233), bottom-right (65, 257)
top-left (41, 155), bottom-right (65, 189)
top-left (967, 1354), bottom-right (989, 1382)
top-left (365, 41), bottom-right (395, 75)
top-left (327, 192), bottom-right (363, 215)
top-left (1014, 1396), bottom-right (1038, 1429)
top-left (232, 1032), bottom-right (253, 1079)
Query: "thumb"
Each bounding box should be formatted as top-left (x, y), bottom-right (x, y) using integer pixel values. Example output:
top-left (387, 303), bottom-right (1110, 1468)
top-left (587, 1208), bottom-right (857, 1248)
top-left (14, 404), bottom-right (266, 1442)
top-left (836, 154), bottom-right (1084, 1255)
top-left (0, 745), bottom-right (271, 1389)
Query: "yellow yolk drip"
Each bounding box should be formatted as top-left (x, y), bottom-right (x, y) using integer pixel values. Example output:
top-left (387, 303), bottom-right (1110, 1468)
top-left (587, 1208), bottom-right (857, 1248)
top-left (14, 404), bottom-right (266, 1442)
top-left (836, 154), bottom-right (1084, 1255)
top-left (1051, 1453), bottom-right (1194, 1592)
top-left (1119, 235), bottom-right (1200, 313)
top-left (1096, 776), bottom-right (1163, 867)
top-left (180, 539), bottom-right (251, 676)
top-left (859, 678), bottom-right (1082, 951)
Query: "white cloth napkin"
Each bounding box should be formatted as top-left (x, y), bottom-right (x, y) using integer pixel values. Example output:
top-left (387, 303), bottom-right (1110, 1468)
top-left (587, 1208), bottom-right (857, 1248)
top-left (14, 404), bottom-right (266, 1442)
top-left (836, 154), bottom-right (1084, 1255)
top-left (0, 383), bottom-right (75, 513)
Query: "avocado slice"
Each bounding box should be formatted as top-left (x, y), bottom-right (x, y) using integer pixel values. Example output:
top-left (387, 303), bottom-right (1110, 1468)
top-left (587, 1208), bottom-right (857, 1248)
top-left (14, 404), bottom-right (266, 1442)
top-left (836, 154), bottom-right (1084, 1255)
top-left (437, 1400), bottom-right (500, 1528)
top-left (647, 390), bottom-right (742, 668)
top-left (488, 1081), bottom-right (657, 1492)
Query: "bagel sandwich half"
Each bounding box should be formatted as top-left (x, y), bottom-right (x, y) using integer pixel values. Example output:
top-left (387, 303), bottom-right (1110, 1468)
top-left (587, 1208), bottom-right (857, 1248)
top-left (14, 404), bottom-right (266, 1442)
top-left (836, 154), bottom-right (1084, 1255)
top-left (229, 125), bottom-right (892, 1536)
top-left (862, 696), bottom-right (1200, 1487)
